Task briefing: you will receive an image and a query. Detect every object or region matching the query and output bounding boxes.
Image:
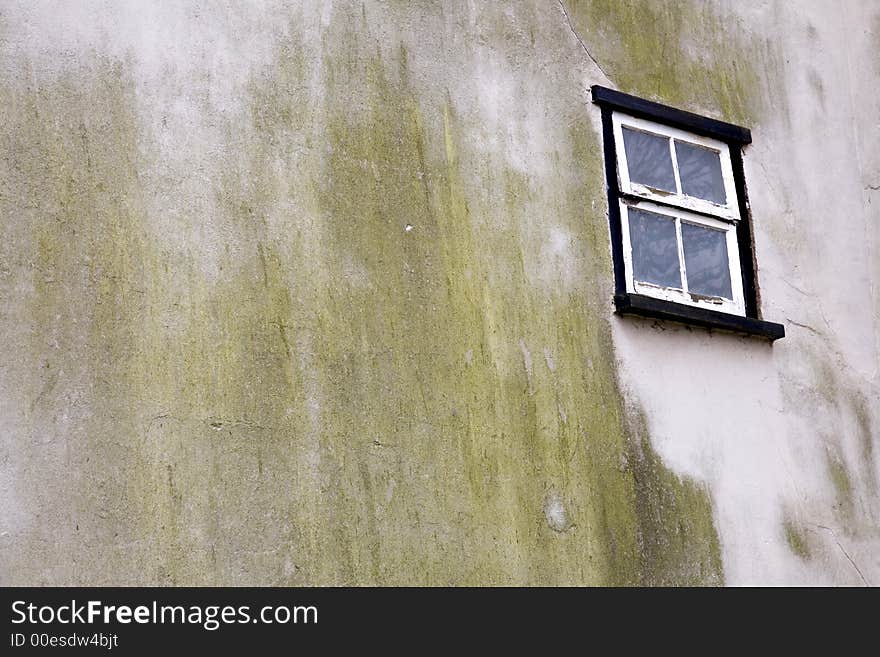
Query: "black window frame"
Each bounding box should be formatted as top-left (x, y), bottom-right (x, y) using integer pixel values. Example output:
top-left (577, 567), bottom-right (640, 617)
top-left (592, 85), bottom-right (784, 341)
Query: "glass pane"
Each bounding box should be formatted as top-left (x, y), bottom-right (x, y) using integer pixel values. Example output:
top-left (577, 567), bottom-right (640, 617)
top-left (675, 141), bottom-right (726, 204)
top-left (628, 208), bottom-right (682, 289)
top-left (681, 222), bottom-right (732, 299)
top-left (622, 127), bottom-right (676, 193)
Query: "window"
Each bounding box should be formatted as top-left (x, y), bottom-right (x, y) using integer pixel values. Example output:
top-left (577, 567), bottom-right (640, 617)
top-left (592, 86), bottom-right (784, 341)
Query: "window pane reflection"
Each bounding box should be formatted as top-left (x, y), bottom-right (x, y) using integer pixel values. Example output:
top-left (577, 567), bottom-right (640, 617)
top-left (628, 208), bottom-right (682, 289)
top-left (675, 141), bottom-right (726, 205)
top-left (681, 222), bottom-right (732, 299)
top-left (622, 128), bottom-right (676, 193)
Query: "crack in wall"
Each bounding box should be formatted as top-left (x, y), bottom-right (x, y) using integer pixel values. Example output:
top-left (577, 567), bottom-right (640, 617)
top-left (807, 523), bottom-right (870, 586)
top-left (556, 0), bottom-right (612, 83)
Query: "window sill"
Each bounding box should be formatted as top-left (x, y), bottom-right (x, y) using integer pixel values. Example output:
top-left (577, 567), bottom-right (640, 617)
top-left (614, 293), bottom-right (785, 341)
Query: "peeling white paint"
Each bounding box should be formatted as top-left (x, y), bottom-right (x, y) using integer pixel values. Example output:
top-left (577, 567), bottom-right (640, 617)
top-left (544, 493), bottom-right (568, 532)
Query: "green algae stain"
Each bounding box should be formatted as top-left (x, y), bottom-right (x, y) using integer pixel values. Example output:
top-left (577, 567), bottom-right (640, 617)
top-left (1, 58), bottom-right (165, 583)
top-left (852, 394), bottom-right (877, 496)
top-left (2, 51), bottom-right (313, 584)
top-left (565, 0), bottom-right (775, 125)
top-left (783, 516), bottom-right (812, 561)
top-left (4, 4), bottom-right (727, 586)
top-left (826, 451), bottom-right (854, 520)
top-left (805, 353), bottom-right (876, 538)
top-left (623, 412), bottom-right (724, 585)
top-left (276, 24), bottom-right (724, 584)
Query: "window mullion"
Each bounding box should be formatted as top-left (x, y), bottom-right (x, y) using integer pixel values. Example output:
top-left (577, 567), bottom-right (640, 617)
top-left (669, 137), bottom-right (683, 195)
top-left (675, 217), bottom-right (688, 295)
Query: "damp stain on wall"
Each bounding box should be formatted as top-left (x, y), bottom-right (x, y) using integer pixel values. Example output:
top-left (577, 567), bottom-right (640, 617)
top-left (0, 1), bottom-right (792, 586)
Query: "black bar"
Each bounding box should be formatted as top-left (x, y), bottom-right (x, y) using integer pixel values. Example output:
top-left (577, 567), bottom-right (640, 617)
top-left (0, 586), bottom-right (742, 652)
top-left (591, 85), bottom-right (752, 145)
top-left (614, 293), bottom-right (785, 341)
top-left (600, 105), bottom-right (628, 298)
top-left (729, 147), bottom-right (760, 319)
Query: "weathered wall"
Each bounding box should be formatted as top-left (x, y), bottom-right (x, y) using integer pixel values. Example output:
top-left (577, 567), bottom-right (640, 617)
top-left (0, 1), bottom-right (876, 585)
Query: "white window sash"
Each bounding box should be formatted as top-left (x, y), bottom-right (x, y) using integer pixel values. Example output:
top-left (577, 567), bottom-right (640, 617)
top-left (620, 200), bottom-right (746, 316)
top-left (612, 112), bottom-right (741, 222)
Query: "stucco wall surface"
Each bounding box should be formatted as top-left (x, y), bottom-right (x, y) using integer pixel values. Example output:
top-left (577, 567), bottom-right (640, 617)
top-left (0, 1), bottom-right (877, 585)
